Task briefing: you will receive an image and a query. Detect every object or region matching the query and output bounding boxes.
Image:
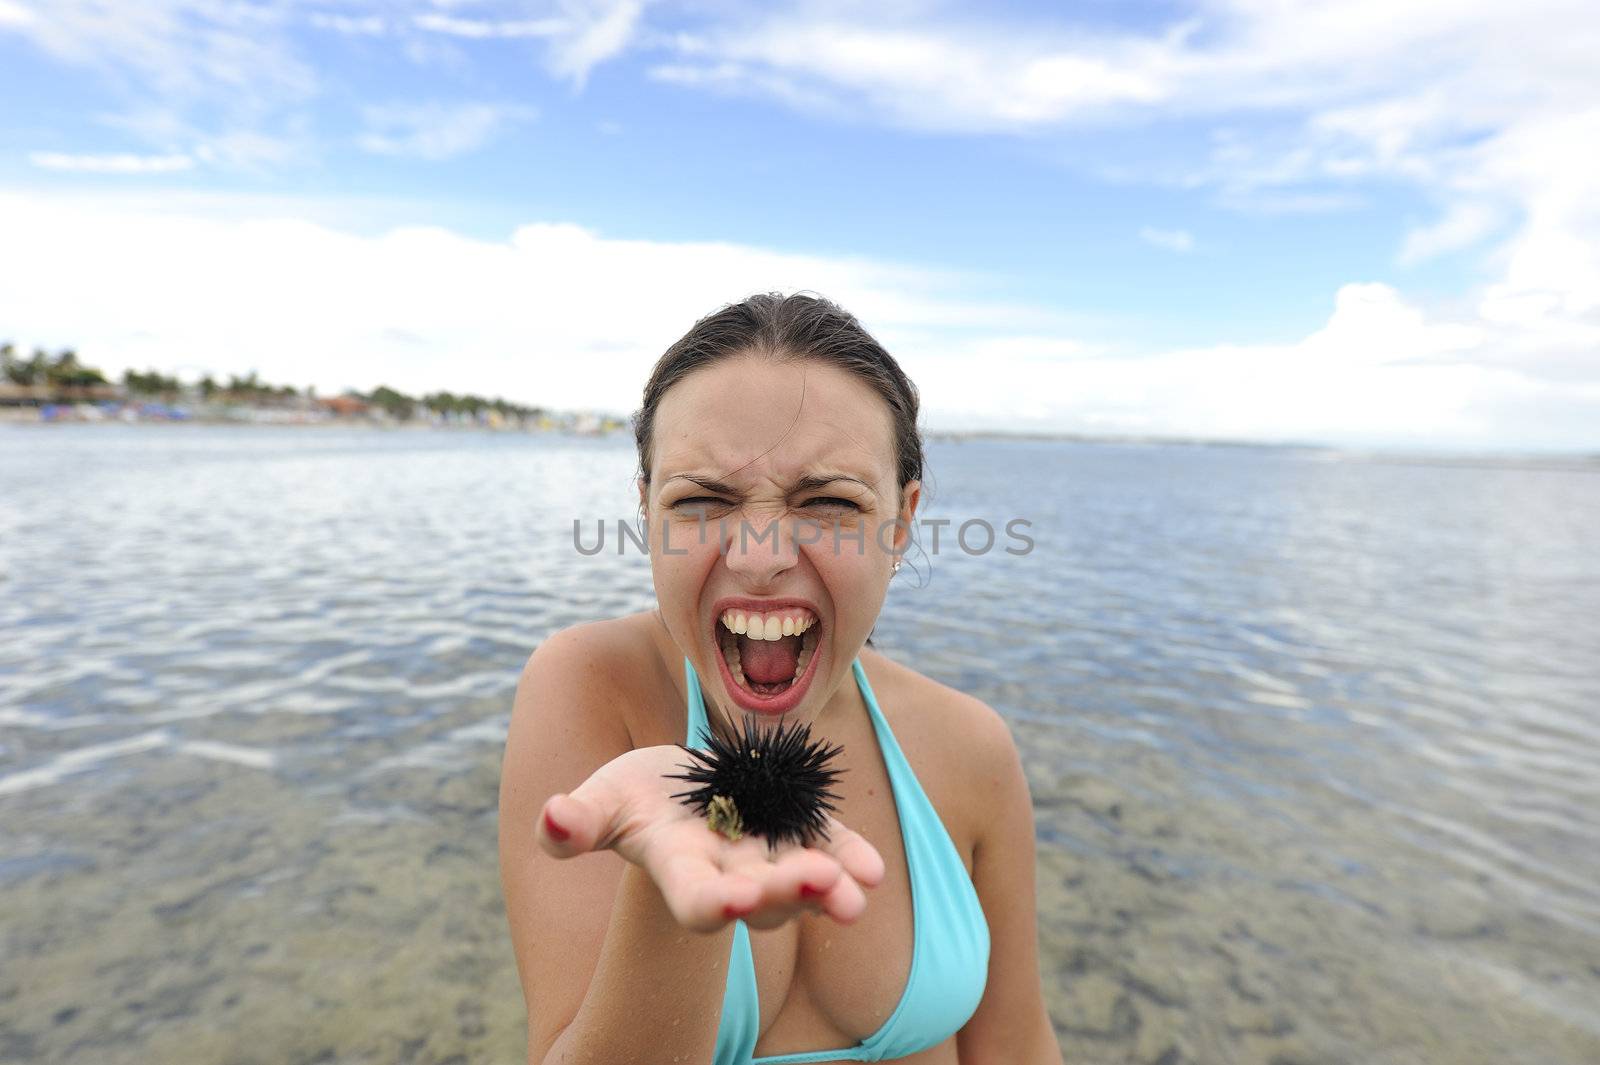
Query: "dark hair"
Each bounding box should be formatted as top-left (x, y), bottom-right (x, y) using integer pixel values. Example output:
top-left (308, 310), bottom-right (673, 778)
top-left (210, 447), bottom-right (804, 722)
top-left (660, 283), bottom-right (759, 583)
top-left (632, 292), bottom-right (924, 496)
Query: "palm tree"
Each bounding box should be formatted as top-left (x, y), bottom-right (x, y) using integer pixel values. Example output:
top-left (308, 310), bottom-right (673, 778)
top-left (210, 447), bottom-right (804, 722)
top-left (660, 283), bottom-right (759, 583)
top-left (46, 350), bottom-right (108, 389)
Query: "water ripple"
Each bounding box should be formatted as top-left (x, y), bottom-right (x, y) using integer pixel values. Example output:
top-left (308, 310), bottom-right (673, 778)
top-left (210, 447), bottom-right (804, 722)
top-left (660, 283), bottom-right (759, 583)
top-left (2, 427), bottom-right (1598, 1063)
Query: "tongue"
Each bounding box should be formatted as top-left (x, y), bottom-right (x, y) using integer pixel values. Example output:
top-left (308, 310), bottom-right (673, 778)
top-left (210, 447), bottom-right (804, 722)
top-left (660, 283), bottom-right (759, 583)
top-left (740, 634), bottom-right (799, 684)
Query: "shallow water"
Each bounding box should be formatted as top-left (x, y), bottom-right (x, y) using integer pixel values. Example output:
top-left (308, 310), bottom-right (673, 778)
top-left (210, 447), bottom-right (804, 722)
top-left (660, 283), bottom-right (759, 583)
top-left (2, 425), bottom-right (1598, 1064)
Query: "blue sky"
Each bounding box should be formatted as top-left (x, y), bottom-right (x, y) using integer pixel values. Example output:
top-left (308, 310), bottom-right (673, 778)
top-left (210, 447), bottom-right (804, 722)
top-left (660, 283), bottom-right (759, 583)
top-left (2, 1), bottom-right (1597, 450)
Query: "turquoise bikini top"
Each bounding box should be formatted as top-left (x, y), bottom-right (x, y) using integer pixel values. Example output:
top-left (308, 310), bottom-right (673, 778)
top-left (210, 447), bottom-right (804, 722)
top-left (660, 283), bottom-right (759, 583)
top-left (684, 656), bottom-right (991, 1064)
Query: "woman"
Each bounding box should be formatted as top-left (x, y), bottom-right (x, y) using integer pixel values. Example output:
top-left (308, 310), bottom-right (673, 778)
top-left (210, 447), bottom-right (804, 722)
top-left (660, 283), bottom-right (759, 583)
top-left (499, 293), bottom-right (1063, 1064)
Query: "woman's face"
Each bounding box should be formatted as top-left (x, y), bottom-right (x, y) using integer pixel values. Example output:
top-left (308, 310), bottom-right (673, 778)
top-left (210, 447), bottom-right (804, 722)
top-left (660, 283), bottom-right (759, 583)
top-left (642, 354), bottom-right (920, 732)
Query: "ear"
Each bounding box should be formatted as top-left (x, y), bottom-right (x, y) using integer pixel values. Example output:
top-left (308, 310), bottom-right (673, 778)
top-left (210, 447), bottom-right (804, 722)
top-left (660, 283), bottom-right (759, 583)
top-left (635, 477), bottom-right (652, 550)
top-left (894, 479), bottom-right (921, 553)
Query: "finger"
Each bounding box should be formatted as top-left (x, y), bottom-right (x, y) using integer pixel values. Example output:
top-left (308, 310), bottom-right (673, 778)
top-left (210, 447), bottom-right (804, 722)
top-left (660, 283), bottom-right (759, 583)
top-left (722, 841), bottom-right (839, 893)
top-left (812, 869), bottom-right (869, 925)
top-left (817, 820), bottom-right (885, 889)
top-left (732, 848), bottom-right (842, 931)
top-left (655, 852), bottom-right (761, 933)
top-left (717, 832), bottom-right (778, 870)
top-left (758, 844), bottom-right (864, 927)
top-left (537, 792), bottom-right (607, 858)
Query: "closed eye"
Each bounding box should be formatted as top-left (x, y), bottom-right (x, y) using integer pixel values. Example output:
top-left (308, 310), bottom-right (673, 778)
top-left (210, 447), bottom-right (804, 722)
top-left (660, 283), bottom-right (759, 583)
top-left (672, 496), bottom-right (730, 509)
top-left (804, 497), bottom-right (860, 510)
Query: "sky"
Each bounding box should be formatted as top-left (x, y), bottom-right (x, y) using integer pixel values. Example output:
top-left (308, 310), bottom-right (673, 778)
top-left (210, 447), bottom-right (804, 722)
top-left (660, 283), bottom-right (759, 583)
top-left (1, 0), bottom-right (1598, 451)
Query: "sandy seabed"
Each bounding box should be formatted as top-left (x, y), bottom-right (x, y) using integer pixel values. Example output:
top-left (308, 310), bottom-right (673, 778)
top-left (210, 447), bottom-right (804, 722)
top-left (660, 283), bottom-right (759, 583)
top-left (5, 717), bottom-right (1598, 1065)
top-left (2, 739), bottom-right (522, 1065)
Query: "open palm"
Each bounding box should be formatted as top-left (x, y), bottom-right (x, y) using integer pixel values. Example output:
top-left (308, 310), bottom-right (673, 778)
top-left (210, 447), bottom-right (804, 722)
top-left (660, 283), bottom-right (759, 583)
top-left (537, 744), bottom-right (886, 933)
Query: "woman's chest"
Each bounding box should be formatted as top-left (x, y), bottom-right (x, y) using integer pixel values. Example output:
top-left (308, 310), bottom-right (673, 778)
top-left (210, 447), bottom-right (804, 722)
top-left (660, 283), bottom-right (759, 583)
top-left (742, 748), bottom-right (975, 1058)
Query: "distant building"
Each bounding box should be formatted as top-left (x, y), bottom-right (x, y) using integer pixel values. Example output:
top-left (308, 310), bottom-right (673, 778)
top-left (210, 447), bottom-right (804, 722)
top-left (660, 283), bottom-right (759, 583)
top-left (321, 394), bottom-right (370, 417)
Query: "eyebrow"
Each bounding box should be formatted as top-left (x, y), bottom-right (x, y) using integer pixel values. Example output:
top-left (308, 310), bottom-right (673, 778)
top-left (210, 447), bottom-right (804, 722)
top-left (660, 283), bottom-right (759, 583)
top-left (664, 473), bottom-right (875, 494)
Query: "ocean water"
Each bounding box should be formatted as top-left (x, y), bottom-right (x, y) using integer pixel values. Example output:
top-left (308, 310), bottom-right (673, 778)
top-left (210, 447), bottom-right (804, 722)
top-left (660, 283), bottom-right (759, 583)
top-left (2, 425), bottom-right (1598, 1065)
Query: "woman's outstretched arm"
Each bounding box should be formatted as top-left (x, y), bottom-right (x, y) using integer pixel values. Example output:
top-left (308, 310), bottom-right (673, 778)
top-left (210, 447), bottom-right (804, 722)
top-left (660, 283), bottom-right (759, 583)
top-left (498, 624), bottom-right (884, 1064)
top-left (499, 626), bottom-right (731, 1064)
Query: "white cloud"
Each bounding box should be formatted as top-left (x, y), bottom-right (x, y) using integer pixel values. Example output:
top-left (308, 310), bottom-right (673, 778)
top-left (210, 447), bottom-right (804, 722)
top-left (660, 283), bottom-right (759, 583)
top-left (28, 151), bottom-right (194, 174)
top-left (646, 1), bottom-right (1600, 441)
top-left (1139, 227), bottom-right (1194, 253)
top-left (652, 3), bottom-right (1598, 143)
top-left (1398, 201), bottom-right (1499, 265)
top-left (0, 0), bottom-right (318, 178)
top-left (0, 192), bottom-right (1593, 451)
top-left (192, 129), bottom-right (308, 171)
top-left (308, 13), bottom-right (388, 36)
top-left (412, 0), bottom-right (647, 84)
top-left (644, 3), bottom-right (1599, 239)
top-left (0, 0), bottom-right (316, 108)
top-left (87, 107), bottom-right (313, 174)
top-left (357, 102), bottom-right (534, 161)
top-left (0, 2), bottom-right (650, 165)
top-left (0, 192), bottom-right (1026, 415)
top-left (546, 0), bottom-right (646, 86)
top-left (907, 282), bottom-right (1597, 450)
top-left (0, 0), bottom-right (34, 28)
top-left (4, 3), bottom-right (1597, 452)
top-left (411, 13), bottom-right (566, 39)
top-left (655, 21), bottom-right (1168, 131)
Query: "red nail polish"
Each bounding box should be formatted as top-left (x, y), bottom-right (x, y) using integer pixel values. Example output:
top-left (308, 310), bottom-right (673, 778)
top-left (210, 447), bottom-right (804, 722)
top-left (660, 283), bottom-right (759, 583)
top-left (543, 810), bottom-right (570, 842)
top-left (723, 903), bottom-right (752, 919)
top-left (800, 884), bottom-right (824, 899)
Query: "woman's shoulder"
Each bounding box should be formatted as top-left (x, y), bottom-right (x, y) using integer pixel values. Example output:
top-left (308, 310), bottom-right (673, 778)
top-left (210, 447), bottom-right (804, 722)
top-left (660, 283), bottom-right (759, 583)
top-left (527, 610), bottom-right (661, 668)
top-left (857, 648), bottom-right (1021, 852)
top-left (858, 647), bottom-right (1015, 753)
top-left (518, 611), bottom-right (680, 749)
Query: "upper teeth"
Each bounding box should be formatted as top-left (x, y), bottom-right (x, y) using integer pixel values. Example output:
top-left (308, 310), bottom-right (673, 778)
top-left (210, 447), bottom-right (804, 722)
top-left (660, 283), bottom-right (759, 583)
top-left (720, 608), bottom-right (817, 641)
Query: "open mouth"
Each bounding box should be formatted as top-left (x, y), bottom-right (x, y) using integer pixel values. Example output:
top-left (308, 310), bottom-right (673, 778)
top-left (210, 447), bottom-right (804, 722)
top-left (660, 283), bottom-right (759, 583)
top-left (712, 607), bottom-right (823, 715)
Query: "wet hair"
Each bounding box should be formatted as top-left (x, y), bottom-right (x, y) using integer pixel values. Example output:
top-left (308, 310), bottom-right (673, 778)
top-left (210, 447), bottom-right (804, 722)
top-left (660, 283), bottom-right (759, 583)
top-left (632, 292), bottom-right (927, 649)
top-left (632, 292), bottom-right (924, 497)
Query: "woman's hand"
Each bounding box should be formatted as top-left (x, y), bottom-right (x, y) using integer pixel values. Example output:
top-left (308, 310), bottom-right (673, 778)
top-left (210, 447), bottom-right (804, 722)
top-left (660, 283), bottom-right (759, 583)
top-left (536, 744), bottom-right (885, 933)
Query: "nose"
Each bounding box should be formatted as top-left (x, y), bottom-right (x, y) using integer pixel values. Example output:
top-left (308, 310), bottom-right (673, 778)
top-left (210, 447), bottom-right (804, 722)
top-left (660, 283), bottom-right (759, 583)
top-left (722, 510), bottom-right (799, 586)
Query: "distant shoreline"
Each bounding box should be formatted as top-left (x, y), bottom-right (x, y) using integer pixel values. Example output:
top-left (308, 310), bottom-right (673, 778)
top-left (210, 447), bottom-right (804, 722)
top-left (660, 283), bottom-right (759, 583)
top-left (0, 408), bottom-right (618, 437)
top-left (924, 429), bottom-right (1600, 472)
top-left (6, 413), bottom-right (1595, 473)
top-left (926, 428), bottom-right (1319, 448)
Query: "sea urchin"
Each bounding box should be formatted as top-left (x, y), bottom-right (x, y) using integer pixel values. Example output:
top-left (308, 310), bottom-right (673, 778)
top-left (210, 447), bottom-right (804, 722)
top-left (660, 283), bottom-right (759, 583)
top-left (667, 714), bottom-right (845, 849)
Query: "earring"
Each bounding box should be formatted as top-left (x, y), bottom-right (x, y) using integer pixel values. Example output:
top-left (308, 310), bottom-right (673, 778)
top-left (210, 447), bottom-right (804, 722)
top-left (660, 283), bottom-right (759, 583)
top-left (891, 559), bottom-right (903, 575)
